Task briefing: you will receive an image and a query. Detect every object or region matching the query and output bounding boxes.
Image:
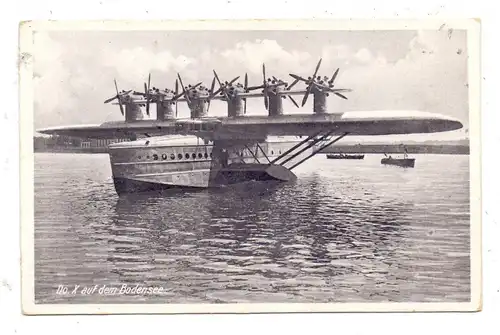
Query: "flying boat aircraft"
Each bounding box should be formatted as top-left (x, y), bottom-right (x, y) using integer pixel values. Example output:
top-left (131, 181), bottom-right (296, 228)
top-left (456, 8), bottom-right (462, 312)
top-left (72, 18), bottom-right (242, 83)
top-left (37, 59), bottom-right (463, 195)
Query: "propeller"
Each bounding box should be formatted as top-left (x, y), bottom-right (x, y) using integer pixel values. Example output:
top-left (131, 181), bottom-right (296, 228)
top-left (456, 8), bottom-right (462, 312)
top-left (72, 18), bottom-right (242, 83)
top-left (243, 64), bottom-right (289, 110)
top-left (133, 76), bottom-right (172, 102)
top-left (176, 73), bottom-right (191, 105)
top-left (279, 77), bottom-right (300, 108)
top-left (132, 74), bottom-right (201, 119)
top-left (146, 73), bottom-right (151, 115)
top-left (302, 58), bottom-right (322, 107)
top-left (104, 79), bottom-right (132, 116)
top-left (212, 70), bottom-right (231, 102)
top-left (173, 74), bottom-right (203, 105)
top-left (325, 68), bottom-right (349, 100)
top-left (175, 79), bottom-right (179, 117)
top-left (333, 92), bottom-right (348, 100)
top-left (138, 73), bottom-right (152, 116)
top-left (329, 68), bottom-right (340, 86)
top-left (262, 64), bottom-right (269, 110)
top-left (289, 59), bottom-right (351, 105)
top-left (287, 77), bottom-right (300, 90)
top-left (209, 71), bottom-right (258, 115)
top-left (211, 70), bottom-right (240, 101)
top-left (207, 77), bottom-right (216, 113)
top-left (244, 73), bottom-right (248, 114)
top-left (263, 72), bottom-right (299, 109)
top-left (290, 73), bottom-right (351, 94)
top-left (285, 93), bottom-right (300, 108)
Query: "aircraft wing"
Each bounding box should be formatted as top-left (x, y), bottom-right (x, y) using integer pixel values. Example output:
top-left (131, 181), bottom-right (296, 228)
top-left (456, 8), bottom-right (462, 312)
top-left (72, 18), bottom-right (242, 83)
top-left (37, 110), bottom-right (463, 140)
top-left (173, 111), bottom-right (463, 140)
top-left (36, 121), bottom-right (177, 139)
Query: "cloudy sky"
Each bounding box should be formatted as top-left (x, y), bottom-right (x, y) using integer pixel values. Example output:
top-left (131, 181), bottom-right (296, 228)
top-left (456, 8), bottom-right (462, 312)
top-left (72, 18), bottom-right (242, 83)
top-left (33, 28), bottom-right (469, 141)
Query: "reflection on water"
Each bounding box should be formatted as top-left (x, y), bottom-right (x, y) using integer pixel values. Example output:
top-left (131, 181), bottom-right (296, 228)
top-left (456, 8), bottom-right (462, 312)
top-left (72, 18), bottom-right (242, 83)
top-left (34, 153), bottom-right (470, 304)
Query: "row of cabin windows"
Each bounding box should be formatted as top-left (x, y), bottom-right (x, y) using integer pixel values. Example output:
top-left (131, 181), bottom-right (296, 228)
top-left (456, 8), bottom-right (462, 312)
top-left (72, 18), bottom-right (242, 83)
top-left (137, 149), bottom-right (283, 161)
top-left (139, 152), bottom-right (213, 161)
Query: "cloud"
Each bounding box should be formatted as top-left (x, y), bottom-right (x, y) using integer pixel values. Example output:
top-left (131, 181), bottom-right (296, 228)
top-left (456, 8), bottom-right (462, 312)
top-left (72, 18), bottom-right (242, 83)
top-left (338, 30), bottom-right (468, 115)
top-left (354, 48), bottom-right (373, 64)
top-left (33, 33), bottom-right (70, 121)
top-left (33, 29), bottom-right (469, 141)
top-left (100, 47), bottom-right (196, 83)
top-left (220, 39), bottom-right (312, 76)
top-left (321, 45), bottom-right (351, 63)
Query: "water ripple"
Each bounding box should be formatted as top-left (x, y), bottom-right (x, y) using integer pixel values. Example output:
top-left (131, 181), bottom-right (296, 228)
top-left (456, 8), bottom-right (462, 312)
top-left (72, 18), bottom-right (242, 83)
top-left (34, 153), bottom-right (470, 304)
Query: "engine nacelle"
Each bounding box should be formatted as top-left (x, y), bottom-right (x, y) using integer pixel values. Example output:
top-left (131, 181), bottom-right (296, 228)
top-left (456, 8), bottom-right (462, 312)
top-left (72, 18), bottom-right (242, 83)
top-left (124, 101), bottom-right (144, 122)
top-left (225, 84), bottom-right (246, 117)
top-left (267, 85), bottom-right (284, 117)
top-left (312, 89), bottom-right (328, 114)
top-left (187, 86), bottom-right (210, 118)
top-left (156, 101), bottom-right (176, 121)
top-left (189, 100), bottom-right (209, 118)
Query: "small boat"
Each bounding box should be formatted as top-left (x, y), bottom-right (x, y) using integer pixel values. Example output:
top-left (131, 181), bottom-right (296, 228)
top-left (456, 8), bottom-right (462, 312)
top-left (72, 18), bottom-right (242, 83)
top-left (326, 153), bottom-right (365, 160)
top-left (381, 150), bottom-right (415, 168)
top-left (381, 157), bottom-right (415, 168)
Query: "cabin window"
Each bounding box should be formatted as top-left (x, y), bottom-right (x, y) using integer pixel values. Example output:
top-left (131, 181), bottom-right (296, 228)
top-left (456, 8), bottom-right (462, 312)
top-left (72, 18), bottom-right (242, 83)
top-left (178, 153), bottom-right (183, 159)
top-left (271, 150), bottom-right (274, 155)
top-left (153, 154), bottom-right (159, 161)
top-left (162, 154), bottom-right (167, 160)
top-left (192, 153), bottom-right (196, 159)
top-left (279, 150), bottom-right (282, 154)
top-left (204, 153), bottom-right (208, 159)
top-left (138, 156), bottom-right (142, 160)
top-left (170, 153), bottom-right (175, 160)
top-left (147, 156), bottom-right (150, 159)
top-left (185, 153), bottom-right (190, 159)
top-left (198, 153), bottom-right (203, 159)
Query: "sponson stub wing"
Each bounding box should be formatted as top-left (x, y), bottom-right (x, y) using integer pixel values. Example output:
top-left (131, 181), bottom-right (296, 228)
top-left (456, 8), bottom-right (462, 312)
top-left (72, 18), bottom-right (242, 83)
top-left (36, 110), bottom-right (463, 141)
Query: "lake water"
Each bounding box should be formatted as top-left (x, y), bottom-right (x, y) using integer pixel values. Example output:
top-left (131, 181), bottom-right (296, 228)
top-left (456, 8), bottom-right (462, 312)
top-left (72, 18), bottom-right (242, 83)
top-left (34, 153), bottom-right (471, 304)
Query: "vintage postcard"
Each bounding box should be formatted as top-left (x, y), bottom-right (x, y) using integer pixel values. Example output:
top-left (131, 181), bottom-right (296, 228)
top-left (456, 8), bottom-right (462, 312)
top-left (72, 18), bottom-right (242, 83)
top-left (19, 19), bottom-right (481, 314)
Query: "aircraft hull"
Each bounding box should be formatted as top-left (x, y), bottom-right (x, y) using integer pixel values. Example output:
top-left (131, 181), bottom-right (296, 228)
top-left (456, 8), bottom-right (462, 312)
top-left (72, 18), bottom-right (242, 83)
top-left (113, 177), bottom-right (205, 195)
top-left (108, 136), bottom-right (309, 195)
top-left (112, 164), bottom-right (297, 195)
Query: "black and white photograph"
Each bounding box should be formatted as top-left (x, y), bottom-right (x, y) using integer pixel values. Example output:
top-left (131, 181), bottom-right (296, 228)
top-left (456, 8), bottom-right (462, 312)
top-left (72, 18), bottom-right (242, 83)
top-left (19, 19), bottom-right (481, 314)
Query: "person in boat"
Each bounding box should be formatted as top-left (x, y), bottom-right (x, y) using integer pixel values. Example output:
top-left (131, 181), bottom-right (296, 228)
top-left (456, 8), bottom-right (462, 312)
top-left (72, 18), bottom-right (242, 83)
top-left (384, 153), bottom-right (392, 159)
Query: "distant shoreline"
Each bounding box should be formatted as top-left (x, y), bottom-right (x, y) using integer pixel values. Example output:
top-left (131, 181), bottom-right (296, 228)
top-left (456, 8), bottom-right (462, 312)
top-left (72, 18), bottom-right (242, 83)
top-left (319, 144), bottom-right (469, 155)
top-left (34, 144), bottom-right (470, 155)
top-left (34, 147), bottom-right (109, 154)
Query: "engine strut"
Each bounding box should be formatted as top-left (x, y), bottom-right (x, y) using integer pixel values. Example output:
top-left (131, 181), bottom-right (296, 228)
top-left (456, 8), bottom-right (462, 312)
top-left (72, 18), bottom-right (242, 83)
top-left (288, 132), bottom-right (349, 170)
